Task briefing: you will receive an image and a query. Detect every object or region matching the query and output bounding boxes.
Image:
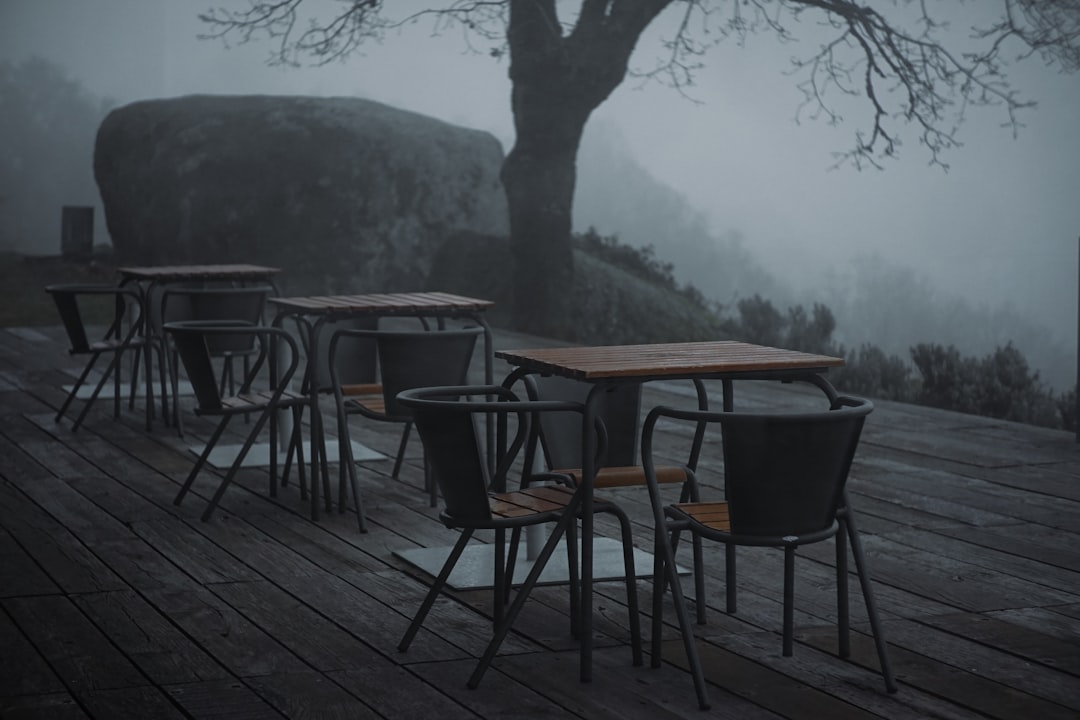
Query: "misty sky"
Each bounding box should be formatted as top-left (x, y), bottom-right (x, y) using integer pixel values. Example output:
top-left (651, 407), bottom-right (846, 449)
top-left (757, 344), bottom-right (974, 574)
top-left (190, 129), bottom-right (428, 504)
top-left (3, 0), bottom-right (1078, 360)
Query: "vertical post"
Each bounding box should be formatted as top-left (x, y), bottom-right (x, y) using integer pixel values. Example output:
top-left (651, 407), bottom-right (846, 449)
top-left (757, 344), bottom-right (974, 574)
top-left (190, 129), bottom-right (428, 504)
top-left (61, 206), bottom-right (94, 261)
top-left (1076, 236), bottom-right (1079, 443)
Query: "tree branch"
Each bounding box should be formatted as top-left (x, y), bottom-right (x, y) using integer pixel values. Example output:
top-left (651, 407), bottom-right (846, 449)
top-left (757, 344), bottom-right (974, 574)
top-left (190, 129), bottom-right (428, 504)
top-left (197, 0), bottom-right (1080, 169)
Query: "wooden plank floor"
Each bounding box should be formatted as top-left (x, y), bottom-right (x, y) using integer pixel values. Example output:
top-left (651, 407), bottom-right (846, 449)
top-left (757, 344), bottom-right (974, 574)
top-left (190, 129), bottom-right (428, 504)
top-left (1, 323), bottom-right (1078, 719)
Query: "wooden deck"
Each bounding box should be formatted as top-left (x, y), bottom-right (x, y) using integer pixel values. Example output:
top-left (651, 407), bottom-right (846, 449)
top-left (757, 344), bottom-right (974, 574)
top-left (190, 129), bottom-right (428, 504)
top-left (1, 323), bottom-right (1078, 719)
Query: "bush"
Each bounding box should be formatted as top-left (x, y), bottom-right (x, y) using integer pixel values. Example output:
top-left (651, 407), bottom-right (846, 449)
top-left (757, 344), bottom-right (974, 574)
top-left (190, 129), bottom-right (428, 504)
top-left (910, 341), bottom-right (1069, 428)
top-left (833, 344), bottom-right (913, 402)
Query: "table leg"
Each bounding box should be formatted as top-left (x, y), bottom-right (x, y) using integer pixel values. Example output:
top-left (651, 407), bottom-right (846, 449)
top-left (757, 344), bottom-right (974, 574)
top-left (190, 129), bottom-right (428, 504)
top-left (307, 317), bottom-right (330, 521)
top-left (578, 386), bottom-right (603, 682)
top-left (275, 333), bottom-right (293, 446)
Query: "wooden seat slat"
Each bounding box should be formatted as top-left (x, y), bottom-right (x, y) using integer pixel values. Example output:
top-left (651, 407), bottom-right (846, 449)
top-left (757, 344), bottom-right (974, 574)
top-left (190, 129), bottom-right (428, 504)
top-left (556, 465), bottom-right (688, 487)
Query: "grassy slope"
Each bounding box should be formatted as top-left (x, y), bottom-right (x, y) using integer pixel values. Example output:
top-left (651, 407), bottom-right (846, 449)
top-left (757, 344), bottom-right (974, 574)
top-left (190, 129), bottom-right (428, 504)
top-left (1, 253), bottom-right (117, 326)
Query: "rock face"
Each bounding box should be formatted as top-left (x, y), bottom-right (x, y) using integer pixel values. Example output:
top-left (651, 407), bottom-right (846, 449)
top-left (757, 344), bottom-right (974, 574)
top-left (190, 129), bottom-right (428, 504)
top-left (94, 95), bottom-right (508, 294)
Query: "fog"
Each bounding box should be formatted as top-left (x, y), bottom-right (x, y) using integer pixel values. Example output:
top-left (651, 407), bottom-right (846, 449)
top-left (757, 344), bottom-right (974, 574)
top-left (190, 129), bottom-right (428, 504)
top-left (3, 0), bottom-right (1078, 388)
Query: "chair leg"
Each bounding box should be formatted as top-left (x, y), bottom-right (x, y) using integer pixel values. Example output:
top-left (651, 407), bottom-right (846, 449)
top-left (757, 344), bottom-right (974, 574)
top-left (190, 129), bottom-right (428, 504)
top-left (425, 455), bottom-right (437, 507)
top-left (337, 402), bottom-right (354, 512)
top-left (120, 346), bottom-right (131, 414)
top-left (170, 347), bottom-right (186, 438)
top-left (344, 420), bottom-right (366, 533)
top-left (836, 521), bottom-right (850, 658)
top-left (607, 505), bottom-right (642, 666)
top-left (142, 342), bottom-right (155, 431)
top-left (693, 534), bottom-right (706, 624)
top-left (320, 424), bottom-right (333, 515)
top-left (655, 521), bottom-right (711, 710)
top-left (468, 514), bottom-right (575, 689)
top-left (57, 352), bottom-right (99, 424)
top-left (842, 506), bottom-right (898, 693)
top-left (505, 527), bottom-right (522, 606)
top-left (218, 358), bottom-right (229, 398)
top-left (391, 421), bottom-right (412, 479)
top-left (725, 544), bottom-right (737, 615)
top-left (494, 528), bottom-right (506, 627)
top-left (281, 406), bottom-right (310, 504)
top-left (202, 407), bottom-right (276, 522)
top-left (650, 529), bottom-right (665, 667)
top-left (155, 342), bottom-right (170, 429)
top-left (174, 416), bottom-right (232, 507)
top-left (565, 518), bottom-right (580, 640)
top-left (399, 529), bottom-right (474, 652)
top-left (668, 525), bottom-right (708, 625)
top-left (783, 545), bottom-right (795, 657)
top-left (73, 352), bottom-right (123, 432)
top-left (277, 405), bottom-right (307, 498)
top-left (291, 406), bottom-right (307, 497)
top-left (269, 395), bottom-right (279, 495)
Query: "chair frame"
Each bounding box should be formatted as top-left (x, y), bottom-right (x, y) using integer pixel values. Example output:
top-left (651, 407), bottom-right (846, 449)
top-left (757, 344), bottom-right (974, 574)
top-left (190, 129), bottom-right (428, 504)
top-left (519, 374), bottom-right (708, 645)
top-left (158, 285), bottom-right (273, 436)
top-left (641, 396), bottom-right (897, 710)
top-left (165, 320), bottom-right (306, 522)
top-left (46, 283), bottom-right (167, 432)
top-left (329, 326), bottom-right (484, 530)
top-left (395, 384), bottom-right (642, 688)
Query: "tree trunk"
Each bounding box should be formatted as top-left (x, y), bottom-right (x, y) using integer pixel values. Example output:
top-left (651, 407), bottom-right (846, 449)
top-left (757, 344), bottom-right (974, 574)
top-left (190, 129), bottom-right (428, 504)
top-left (501, 96), bottom-right (589, 336)
top-left (502, 0), bottom-right (665, 335)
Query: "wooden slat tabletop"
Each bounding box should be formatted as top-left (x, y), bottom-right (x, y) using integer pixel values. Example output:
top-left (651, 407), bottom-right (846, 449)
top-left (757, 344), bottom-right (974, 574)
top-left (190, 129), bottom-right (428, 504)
top-left (496, 340), bottom-right (844, 380)
top-left (267, 291), bottom-right (494, 316)
top-left (117, 264), bottom-right (282, 282)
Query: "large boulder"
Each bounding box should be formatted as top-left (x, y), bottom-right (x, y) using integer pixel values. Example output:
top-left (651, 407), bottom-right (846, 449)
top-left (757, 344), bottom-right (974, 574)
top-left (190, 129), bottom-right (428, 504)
top-left (94, 95), bottom-right (508, 295)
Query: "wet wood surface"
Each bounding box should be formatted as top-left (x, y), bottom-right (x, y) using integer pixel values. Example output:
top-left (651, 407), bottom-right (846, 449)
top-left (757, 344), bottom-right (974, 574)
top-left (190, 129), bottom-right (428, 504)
top-left (1, 323), bottom-right (1078, 719)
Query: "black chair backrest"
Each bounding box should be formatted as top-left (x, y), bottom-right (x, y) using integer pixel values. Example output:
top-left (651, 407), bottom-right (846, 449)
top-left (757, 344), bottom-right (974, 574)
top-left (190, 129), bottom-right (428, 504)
top-left (167, 321), bottom-right (225, 411)
top-left (399, 385), bottom-right (582, 526)
top-left (403, 386), bottom-right (500, 524)
top-left (374, 328), bottom-right (483, 418)
top-left (719, 398), bottom-right (872, 537)
top-left (164, 320), bottom-right (298, 412)
top-left (162, 286), bottom-right (271, 356)
top-left (528, 376), bottom-right (643, 468)
top-left (46, 283), bottom-right (141, 353)
top-left (316, 316), bottom-right (379, 391)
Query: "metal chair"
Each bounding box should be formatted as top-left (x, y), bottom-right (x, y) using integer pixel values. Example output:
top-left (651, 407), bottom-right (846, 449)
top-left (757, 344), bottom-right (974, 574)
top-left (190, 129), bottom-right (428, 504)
top-left (641, 395), bottom-right (897, 709)
top-left (395, 384), bottom-right (641, 688)
top-left (46, 283), bottom-right (166, 432)
top-left (159, 285), bottom-right (273, 436)
top-left (329, 326), bottom-right (483, 530)
top-left (166, 320), bottom-right (307, 522)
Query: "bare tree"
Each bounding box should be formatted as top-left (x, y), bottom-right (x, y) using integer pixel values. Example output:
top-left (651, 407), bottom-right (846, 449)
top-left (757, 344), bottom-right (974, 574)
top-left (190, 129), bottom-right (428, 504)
top-left (199, 1), bottom-right (1080, 335)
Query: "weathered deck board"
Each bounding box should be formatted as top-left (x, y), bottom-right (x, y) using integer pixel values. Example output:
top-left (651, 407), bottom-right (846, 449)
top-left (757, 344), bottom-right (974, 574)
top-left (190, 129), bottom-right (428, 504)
top-left (1, 323), bottom-right (1078, 719)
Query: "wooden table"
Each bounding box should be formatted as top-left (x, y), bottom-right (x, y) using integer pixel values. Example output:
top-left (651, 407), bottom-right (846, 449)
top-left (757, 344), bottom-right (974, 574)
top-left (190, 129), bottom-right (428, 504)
top-left (105, 264), bottom-right (284, 431)
top-left (117, 263), bottom-right (282, 286)
top-left (497, 340), bottom-right (845, 683)
top-left (118, 264), bottom-right (283, 310)
top-left (267, 292), bottom-right (495, 521)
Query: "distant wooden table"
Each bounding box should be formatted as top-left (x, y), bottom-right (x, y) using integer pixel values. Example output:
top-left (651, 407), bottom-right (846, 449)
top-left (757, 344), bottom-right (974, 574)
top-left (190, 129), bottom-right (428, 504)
top-left (117, 263), bottom-right (282, 286)
top-left (498, 340), bottom-right (845, 683)
top-left (117, 263), bottom-right (283, 342)
top-left (267, 292), bottom-right (495, 520)
top-left (109, 264), bottom-right (284, 431)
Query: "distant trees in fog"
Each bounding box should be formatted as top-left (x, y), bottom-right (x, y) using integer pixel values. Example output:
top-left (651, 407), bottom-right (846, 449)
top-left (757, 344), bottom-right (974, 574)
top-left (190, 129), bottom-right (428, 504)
top-left (725, 293), bottom-right (1076, 432)
top-left (0, 57), bottom-right (111, 254)
top-left (591, 234), bottom-right (1075, 431)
